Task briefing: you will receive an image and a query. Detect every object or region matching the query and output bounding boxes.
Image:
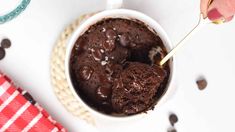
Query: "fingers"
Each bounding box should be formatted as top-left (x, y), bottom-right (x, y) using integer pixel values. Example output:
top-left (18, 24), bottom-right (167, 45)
top-left (200, 0), bottom-right (211, 18)
top-left (207, 0), bottom-right (235, 21)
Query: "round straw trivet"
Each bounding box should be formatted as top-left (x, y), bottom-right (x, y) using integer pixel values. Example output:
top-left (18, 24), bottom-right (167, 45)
top-left (50, 13), bottom-right (96, 125)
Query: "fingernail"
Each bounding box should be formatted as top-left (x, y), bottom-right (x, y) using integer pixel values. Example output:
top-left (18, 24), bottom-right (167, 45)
top-left (207, 8), bottom-right (223, 21)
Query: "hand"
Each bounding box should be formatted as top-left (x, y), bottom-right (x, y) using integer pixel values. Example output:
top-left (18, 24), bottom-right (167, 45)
top-left (201, 0), bottom-right (235, 22)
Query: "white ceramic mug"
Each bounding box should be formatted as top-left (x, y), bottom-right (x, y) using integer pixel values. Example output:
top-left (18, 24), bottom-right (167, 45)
top-left (65, 0), bottom-right (176, 120)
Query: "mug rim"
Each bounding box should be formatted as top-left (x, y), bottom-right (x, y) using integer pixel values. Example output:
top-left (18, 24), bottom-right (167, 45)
top-left (65, 9), bottom-right (176, 120)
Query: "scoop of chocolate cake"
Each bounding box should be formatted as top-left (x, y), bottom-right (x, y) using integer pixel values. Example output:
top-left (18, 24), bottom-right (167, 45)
top-left (111, 62), bottom-right (167, 115)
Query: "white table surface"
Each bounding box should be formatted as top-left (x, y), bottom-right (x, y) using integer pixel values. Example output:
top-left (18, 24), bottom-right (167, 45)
top-left (1, 0), bottom-right (235, 132)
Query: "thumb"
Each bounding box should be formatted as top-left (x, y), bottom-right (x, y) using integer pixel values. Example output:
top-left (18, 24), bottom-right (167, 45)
top-left (207, 0), bottom-right (235, 22)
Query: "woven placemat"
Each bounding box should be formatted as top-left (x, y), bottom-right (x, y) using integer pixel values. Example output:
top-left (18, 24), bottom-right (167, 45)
top-left (50, 13), bottom-right (96, 125)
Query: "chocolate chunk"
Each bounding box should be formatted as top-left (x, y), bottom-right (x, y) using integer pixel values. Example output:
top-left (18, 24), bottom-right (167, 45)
top-left (119, 33), bottom-right (130, 47)
top-left (78, 66), bottom-right (93, 80)
top-left (92, 48), bottom-right (103, 61)
top-left (196, 78), bottom-right (207, 90)
top-left (169, 113), bottom-right (178, 126)
top-left (106, 29), bottom-right (117, 39)
top-left (23, 92), bottom-right (36, 105)
top-left (96, 86), bottom-right (111, 101)
top-left (1, 38), bottom-right (11, 48)
top-left (0, 47), bottom-right (6, 60)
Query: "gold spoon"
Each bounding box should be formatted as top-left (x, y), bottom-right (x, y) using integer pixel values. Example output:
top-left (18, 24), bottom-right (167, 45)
top-left (159, 0), bottom-right (225, 66)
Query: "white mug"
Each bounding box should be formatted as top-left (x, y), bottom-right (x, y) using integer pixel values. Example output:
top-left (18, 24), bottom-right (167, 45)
top-left (65, 0), bottom-right (176, 120)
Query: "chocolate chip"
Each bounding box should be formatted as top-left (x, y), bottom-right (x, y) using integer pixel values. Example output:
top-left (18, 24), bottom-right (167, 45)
top-left (79, 66), bottom-right (93, 80)
top-left (119, 34), bottom-right (130, 47)
top-left (106, 29), bottom-right (117, 39)
top-left (1, 38), bottom-right (11, 48)
top-left (23, 92), bottom-right (36, 105)
top-left (92, 48), bottom-right (103, 61)
top-left (0, 47), bottom-right (6, 60)
top-left (96, 86), bottom-right (111, 101)
top-left (196, 78), bottom-right (207, 90)
top-left (169, 113), bottom-right (178, 126)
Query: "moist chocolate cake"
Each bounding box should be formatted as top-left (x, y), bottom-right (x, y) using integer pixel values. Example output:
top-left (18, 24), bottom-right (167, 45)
top-left (70, 18), bottom-right (170, 115)
top-left (112, 62), bottom-right (166, 114)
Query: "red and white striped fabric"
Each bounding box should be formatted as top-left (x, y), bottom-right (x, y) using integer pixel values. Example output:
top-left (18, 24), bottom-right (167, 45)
top-left (0, 72), bottom-right (67, 132)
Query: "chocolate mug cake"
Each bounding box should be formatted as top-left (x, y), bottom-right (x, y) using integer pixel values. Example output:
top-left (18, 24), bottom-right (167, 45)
top-left (69, 18), bottom-right (170, 115)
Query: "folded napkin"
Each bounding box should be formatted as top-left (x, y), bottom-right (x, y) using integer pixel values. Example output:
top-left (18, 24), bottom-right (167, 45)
top-left (0, 72), bottom-right (66, 132)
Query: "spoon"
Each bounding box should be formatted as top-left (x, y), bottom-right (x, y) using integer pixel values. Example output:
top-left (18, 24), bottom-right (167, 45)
top-left (159, 13), bottom-right (224, 66)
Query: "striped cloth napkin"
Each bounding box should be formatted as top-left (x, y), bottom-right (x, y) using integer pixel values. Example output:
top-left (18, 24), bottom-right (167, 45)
top-left (0, 72), bottom-right (66, 132)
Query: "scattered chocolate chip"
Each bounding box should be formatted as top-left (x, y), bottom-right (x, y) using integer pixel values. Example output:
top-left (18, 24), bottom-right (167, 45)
top-left (167, 127), bottom-right (177, 132)
top-left (79, 66), bottom-right (93, 80)
top-left (119, 33), bottom-right (130, 47)
top-left (96, 86), bottom-right (111, 101)
top-left (169, 113), bottom-right (178, 126)
top-left (1, 38), bottom-right (11, 48)
top-left (196, 77), bottom-right (207, 90)
top-left (106, 29), bottom-right (117, 39)
top-left (92, 48), bottom-right (103, 61)
top-left (23, 92), bottom-right (36, 105)
top-left (0, 47), bottom-right (6, 60)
